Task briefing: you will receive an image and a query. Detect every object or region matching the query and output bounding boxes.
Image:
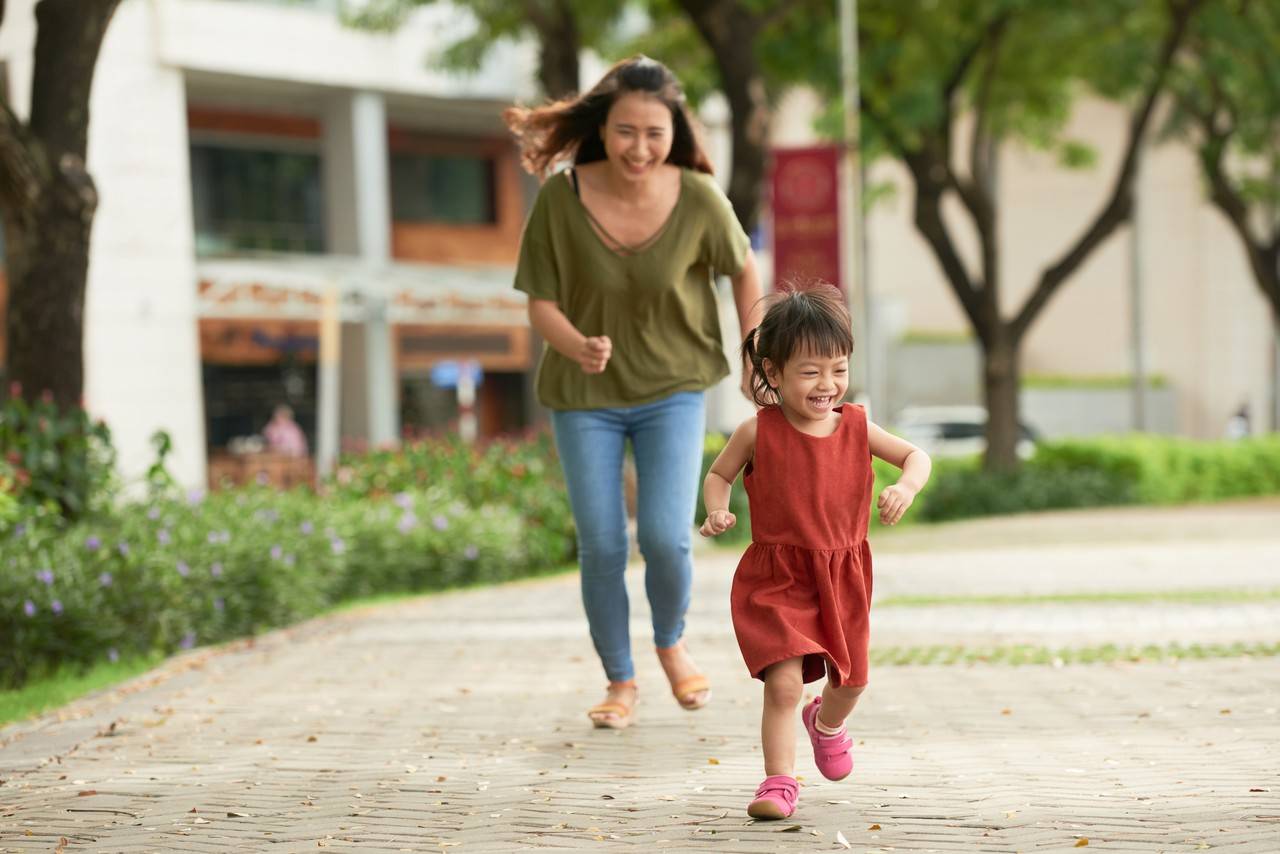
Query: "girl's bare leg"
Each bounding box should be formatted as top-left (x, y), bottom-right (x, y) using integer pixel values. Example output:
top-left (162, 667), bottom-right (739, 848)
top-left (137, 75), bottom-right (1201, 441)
top-left (818, 680), bottom-right (866, 729)
top-left (761, 657), bottom-right (805, 776)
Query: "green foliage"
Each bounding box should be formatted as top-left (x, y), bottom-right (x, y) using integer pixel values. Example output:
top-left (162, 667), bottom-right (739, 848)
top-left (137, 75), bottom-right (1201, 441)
top-left (0, 388), bottom-right (116, 520)
top-left (919, 434), bottom-right (1280, 522)
top-left (0, 483), bottom-right (550, 690)
top-left (330, 431), bottom-right (575, 571)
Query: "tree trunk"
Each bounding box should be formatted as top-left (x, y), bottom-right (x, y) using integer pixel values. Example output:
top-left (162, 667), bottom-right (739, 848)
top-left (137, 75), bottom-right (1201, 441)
top-left (533, 0), bottom-right (580, 99)
top-left (676, 0), bottom-right (769, 231)
top-left (4, 167), bottom-right (95, 408)
top-left (982, 331), bottom-right (1020, 472)
top-left (1, 0), bottom-right (118, 409)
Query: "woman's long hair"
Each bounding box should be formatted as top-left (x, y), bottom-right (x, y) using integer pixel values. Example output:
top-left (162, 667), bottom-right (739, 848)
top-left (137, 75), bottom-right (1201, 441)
top-left (504, 55), bottom-right (714, 177)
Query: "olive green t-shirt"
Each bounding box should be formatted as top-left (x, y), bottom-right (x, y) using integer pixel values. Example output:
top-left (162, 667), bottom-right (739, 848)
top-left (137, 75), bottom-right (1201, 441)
top-left (514, 168), bottom-right (750, 411)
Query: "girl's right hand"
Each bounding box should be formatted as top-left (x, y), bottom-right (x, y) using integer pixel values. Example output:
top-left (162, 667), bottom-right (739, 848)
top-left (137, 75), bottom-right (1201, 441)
top-left (577, 335), bottom-right (612, 374)
top-left (699, 509), bottom-right (736, 537)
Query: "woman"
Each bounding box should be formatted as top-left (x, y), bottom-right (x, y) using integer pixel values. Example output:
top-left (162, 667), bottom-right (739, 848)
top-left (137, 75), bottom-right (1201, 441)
top-left (507, 55), bottom-right (764, 729)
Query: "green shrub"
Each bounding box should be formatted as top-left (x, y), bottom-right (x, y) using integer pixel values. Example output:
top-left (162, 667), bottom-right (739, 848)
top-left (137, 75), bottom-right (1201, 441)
top-left (331, 430), bottom-right (574, 569)
top-left (0, 388), bottom-right (115, 519)
top-left (0, 485), bottom-right (537, 689)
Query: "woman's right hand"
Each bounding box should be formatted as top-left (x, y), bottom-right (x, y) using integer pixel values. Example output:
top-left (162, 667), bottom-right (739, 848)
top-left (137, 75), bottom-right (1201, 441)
top-left (577, 335), bottom-right (612, 374)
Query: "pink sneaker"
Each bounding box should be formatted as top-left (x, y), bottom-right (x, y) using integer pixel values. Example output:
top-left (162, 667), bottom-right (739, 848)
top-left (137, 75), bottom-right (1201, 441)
top-left (746, 774), bottom-right (798, 820)
top-left (803, 697), bottom-right (853, 781)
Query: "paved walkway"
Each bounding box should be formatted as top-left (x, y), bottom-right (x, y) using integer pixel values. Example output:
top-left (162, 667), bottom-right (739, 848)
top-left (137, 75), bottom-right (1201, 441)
top-left (2, 502), bottom-right (1279, 852)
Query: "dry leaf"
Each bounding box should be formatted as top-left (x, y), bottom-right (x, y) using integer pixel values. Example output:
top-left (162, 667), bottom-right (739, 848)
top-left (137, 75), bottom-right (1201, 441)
top-left (193, 817), bottom-right (210, 824)
top-left (1001, 708), bottom-right (1012, 716)
top-left (708, 758), bottom-right (720, 765)
top-left (868, 823), bottom-right (881, 830)
top-left (227, 811), bottom-right (250, 818)
top-left (307, 735), bottom-right (318, 742)
top-left (778, 825), bottom-right (802, 832)
top-left (1219, 709), bottom-right (1231, 715)
top-left (77, 790), bottom-right (97, 797)
top-left (1075, 839), bottom-right (1089, 847)
top-left (836, 829), bottom-right (851, 849)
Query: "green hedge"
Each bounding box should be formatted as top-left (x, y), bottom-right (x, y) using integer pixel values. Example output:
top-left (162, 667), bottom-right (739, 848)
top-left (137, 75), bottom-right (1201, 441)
top-left (921, 434), bottom-right (1280, 522)
top-left (0, 486), bottom-right (545, 689)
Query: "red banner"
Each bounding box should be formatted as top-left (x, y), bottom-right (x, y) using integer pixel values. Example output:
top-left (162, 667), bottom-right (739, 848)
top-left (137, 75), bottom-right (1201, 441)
top-left (770, 145), bottom-right (842, 292)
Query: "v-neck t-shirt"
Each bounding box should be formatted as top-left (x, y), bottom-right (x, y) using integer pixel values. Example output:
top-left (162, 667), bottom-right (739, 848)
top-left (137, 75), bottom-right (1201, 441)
top-left (513, 167), bottom-right (750, 411)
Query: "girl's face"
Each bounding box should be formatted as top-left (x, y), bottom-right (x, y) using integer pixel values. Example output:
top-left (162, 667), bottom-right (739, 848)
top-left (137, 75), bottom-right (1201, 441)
top-left (601, 92), bottom-right (674, 184)
top-left (763, 348), bottom-right (850, 423)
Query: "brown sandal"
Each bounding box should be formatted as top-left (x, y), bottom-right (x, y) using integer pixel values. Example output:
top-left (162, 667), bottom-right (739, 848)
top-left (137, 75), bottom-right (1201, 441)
top-left (657, 642), bottom-right (711, 711)
top-left (670, 674), bottom-right (711, 711)
top-left (587, 683), bottom-right (637, 730)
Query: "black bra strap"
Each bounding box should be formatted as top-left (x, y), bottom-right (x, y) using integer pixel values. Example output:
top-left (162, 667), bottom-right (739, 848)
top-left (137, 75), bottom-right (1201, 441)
top-left (570, 168), bottom-right (580, 197)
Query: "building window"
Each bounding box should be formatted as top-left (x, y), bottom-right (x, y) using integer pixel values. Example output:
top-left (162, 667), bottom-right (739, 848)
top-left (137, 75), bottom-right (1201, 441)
top-left (390, 153), bottom-right (496, 225)
top-left (190, 143), bottom-right (325, 255)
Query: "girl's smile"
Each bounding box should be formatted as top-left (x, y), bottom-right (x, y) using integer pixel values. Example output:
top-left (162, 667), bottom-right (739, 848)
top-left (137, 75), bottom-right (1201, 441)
top-left (764, 347), bottom-right (850, 433)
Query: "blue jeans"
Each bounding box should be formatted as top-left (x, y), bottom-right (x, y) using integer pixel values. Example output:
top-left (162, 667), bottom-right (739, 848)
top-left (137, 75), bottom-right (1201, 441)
top-left (551, 391), bottom-right (706, 683)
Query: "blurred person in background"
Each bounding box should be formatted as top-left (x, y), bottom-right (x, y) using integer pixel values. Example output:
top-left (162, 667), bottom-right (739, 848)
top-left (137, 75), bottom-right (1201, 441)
top-left (264, 404), bottom-right (308, 458)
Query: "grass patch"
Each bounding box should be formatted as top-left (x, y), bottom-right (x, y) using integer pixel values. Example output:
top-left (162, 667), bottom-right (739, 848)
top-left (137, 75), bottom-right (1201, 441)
top-left (870, 639), bottom-right (1280, 667)
top-left (876, 588), bottom-right (1280, 608)
top-left (1023, 372), bottom-right (1168, 389)
top-left (0, 651), bottom-right (166, 727)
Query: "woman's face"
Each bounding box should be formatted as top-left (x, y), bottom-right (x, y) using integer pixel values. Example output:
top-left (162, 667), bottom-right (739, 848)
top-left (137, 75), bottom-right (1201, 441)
top-left (600, 92), bottom-right (674, 183)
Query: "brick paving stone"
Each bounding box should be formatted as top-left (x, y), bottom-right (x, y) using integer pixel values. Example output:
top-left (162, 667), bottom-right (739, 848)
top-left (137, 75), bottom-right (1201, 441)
top-left (2, 503), bottom-right (1279, 852)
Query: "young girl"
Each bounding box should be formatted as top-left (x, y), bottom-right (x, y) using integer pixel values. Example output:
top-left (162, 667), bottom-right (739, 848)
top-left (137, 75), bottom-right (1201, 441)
top-left (700, 283), bottom-right (931, 819)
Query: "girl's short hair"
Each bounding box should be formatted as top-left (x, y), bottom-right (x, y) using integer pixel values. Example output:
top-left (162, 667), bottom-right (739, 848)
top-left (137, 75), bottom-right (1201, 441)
top-left (742, 281), bottom-right (854, 407)
top-left (503, 55), bottom-right (714, 177)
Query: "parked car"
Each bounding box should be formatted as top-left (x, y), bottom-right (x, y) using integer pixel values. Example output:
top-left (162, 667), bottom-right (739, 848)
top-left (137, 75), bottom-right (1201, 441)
top-left (893, 405), bottom-right (1039, 460)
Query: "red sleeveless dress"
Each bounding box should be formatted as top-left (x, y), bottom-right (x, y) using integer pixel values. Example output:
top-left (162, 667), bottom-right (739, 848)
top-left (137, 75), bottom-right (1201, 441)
top-left (730, 403), bottom-right (876, 686)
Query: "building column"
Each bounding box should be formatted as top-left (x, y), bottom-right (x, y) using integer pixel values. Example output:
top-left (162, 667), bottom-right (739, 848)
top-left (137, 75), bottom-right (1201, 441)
top-left (323, 89), bottom-right (399, 450)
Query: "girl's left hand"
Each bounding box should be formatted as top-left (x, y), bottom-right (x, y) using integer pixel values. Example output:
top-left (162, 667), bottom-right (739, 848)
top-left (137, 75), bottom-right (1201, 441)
top-left (877, 483), bottom-right (916, 525)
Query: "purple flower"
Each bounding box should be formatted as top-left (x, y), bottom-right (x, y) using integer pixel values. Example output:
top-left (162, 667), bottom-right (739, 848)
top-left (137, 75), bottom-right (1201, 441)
top-left (50, 599), bottom-right (63, 616)
top-left (397, 513), bottom-right (417, 534)
top-left (176, 560), bottom-right (190, 577)
top-left (394, 492), bottom-right (414, 510)
top-left (283, 553), bottom-right (296, 568)
top-left (207, 531), bottom-right (220, 544)
top-left (330, 537), bottom-right (346, 556)
top-left (186, 488), bottom-right (206, 506)
top-left (107, 648), bottom-right (119, 663)
top-left (23, 600), bottom-right (36, 617)
top-left (210, 562), bottom-right (223, 578)
top-left (147, 507), bottom-right (162, 521)
top-left (464, 544), bottom-right (479, 560)
top-left (256, 508), bottom-right (278, 523)
top-left (180, 632), bottom-right (196, 650)
top-left (85, 535), bottom-right (102, 551)
top-left (99, 571), bottom-right (114, 587)
top-left (117, 542), bottom-right (130, 557)
top-left (157, 529), bottom-right (171, 545)
top-left (270, 544), bottom-right (283, 561)
top-left (299, 520), bottom-right (314, 535)
top-left (13, 523), bottom-right (26, 537)
top-left (213, 597), bottom-right (225, 612)
top-left (36, 569), bottom-right (54, 586)
top-left (255, 471), bottom-right (269, 486)
top-left (432, 515), bottom-right (449, 531)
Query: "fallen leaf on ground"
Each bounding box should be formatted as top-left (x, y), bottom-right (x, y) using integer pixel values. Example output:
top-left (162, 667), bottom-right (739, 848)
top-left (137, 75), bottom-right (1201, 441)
top-left (1075, 839), bottom-right (1089, 847)
top-left (77, 791), bottom-right (97, 797)
top-left (778, 825), bottom-right (802, 832)
top-left (707, 758), bottom-right (720, 765)
top-left (868, 824), bottom-right (881, 830)
top-left (836, 829), bottom-right (851, 849)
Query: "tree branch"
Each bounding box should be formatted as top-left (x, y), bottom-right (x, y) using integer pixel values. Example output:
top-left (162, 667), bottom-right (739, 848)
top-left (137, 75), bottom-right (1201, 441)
top-left (1011, 0), bottom-right (1201, 342)
top-left (904, 150), bottom-right (986, 338)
